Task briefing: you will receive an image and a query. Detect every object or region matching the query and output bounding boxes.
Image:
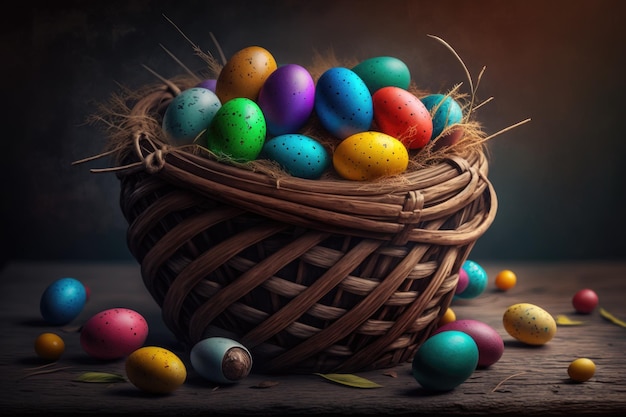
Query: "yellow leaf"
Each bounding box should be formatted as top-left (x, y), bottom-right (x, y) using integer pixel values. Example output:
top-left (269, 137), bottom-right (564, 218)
top-left (600, 308), bottom-right (626, 328)
top-left (555, 314), bottom-right (585, 326)
top-left (73, 372), bottom-right (127, 383)
top-left (314, 373), bottom-right (383, 388)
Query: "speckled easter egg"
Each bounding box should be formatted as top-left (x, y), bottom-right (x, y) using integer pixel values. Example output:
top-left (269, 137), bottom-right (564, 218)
top-left (205, 97), bottom-right (266, 162)
top-left (80, 308), bottom-right (149, 360)
top-left (352, 56), bottom-right (411, 94)
top-left (332, 131), bottom-right (409, 180)
top-left (40, 277), bottom-right (87, 326)
top-left (260, 134), bottom-right (330, 179)
top-left (215, 46), bottom-right (277, 102)
top-left (257, 64), bottom-right (315, 136)
top-left (455, 259), bottom-right (488, 299)
top-left (162, 87), bottom-right (222, 145)
top-left (126, 346), bottom-right (187, 394)
top-left (372, 86), bottom-right (433, 149)
top-left (502, 303), bottom-right (557, 345)
top-left (420, 94), bottom-right (463, 140)
top-left (314, 67), bottom-right (373, 139)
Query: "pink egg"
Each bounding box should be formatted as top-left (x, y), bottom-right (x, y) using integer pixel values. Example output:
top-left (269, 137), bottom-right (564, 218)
top-left (257, 64), bottom-right (315, 136)
top-left (433, 319), bottom-right (504, 368)
top-left (80, 308), bottom-right (149, 360)
top-left (372, 86), bottom-right (433, 149)
top-left (456, 267), bottom-right (469, 294)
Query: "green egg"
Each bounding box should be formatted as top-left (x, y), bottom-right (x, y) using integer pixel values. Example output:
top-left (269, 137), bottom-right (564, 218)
top-left (352, 56), bottom-right (411, 94)
top-left (205, 97), bottom-right (267, 162)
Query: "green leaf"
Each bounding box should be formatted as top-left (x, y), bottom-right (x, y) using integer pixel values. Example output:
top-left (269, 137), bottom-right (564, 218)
top-left (314, 373), bottom-right (383, 388)
top-left (600, 307), bottom-right (626, 328)
top-left (73, 372), bottom-right (127, 383)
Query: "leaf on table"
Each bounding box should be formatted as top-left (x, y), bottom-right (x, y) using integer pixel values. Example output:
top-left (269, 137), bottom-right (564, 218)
top-left (250, 380), bottom-right (279, 389)
top-left (555, 314), bottom-right (585, 326)
top-left (314, 373), bottom-right (383, 388)
top-left (73, 372), bottom-right (127, 383)
top-left (382, 370), bottom-right (398, 378)
top-left (599, 307), bottom-right (626, 328)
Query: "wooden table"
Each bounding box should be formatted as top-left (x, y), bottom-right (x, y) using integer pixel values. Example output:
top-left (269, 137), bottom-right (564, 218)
top-left (1, 261), bottom-right (625, 416)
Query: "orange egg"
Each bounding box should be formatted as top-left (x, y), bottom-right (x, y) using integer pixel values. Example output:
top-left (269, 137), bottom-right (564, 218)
top-left (215, 46), bottom-right (277, 103)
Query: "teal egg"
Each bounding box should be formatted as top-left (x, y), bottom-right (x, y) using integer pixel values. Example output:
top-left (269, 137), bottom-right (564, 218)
top-left (260, 134), bottom-right (330, 179)
top-left (412, 330), bottom-right (479, 391)
top-left (420, 94), bottom-right (463, 140)
top-left (205, 97), bottom-right (266, 162)
top-left (352, 56), bottom-right (411, 94)
top-left (162, 87), bottom-right (222, 145)
top-left (455, 259), bottom-right (488, 299)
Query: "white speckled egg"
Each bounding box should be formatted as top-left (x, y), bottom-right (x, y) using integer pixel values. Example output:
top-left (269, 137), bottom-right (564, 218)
top-left (502, 303), bottom-right (557, 345)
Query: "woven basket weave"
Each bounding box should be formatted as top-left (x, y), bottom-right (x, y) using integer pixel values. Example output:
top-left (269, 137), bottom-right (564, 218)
top-left (107, 76), bottom-right (497, 374)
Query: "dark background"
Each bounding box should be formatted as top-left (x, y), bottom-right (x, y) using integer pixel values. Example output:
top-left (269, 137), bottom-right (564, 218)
top-left (3, 0), bottom-right (625, 266)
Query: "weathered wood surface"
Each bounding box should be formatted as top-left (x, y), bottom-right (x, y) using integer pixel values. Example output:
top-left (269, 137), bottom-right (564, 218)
top-left (1, 261), bottom-right (625, 416)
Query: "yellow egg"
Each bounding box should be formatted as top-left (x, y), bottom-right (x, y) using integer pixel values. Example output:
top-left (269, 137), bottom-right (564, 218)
top-left (125, 346), bottom-right (187, 394)
top-left (502, 303), bottom-right (557, 345)
top-left (215, 46), bottom-right (277, 103)
top-left (332, 131), bottom-right (409, 180)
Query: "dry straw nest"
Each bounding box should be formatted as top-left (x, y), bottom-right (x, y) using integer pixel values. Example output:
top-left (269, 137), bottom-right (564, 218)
top-left (79, 33), bottom-right (527, 374)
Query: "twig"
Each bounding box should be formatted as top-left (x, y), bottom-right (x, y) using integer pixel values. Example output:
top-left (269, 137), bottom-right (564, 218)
top-left (491, 371), bottom-right (529, 393)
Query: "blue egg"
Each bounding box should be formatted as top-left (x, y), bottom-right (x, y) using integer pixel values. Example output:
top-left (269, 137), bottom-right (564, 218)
top-left (412, 330), bottom-right (479, 391)
top-left (162, 87), bottom-right (222, 145)
top-left (314, 67), bottom-right (373, 139)
top-left (455, 259), bottom-right (488, 299)
top-left (420, 94), bottom-right (463, 140)
top-left (40, 277), bottom-right (87, 325)
top-left (260, 134), bottom-right (330, 179)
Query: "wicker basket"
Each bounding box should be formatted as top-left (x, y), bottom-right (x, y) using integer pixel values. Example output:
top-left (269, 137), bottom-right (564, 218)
top-left (100, 70), bottom-right (497, 374)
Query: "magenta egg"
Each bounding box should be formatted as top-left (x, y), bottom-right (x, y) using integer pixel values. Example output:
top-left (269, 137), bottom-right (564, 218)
top-left (456, 267), bottom-right (469, 294)
top-left (257, 64), bottom-right (315, 136)
top-left (80, 308), bottom-right (149, 360)
top-left (432, 319), bottom-right (504, 368)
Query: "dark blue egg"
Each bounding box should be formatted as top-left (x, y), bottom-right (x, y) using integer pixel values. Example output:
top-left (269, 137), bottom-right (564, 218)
top-left (40, 277), bottom-right (87, 325)
top-left (314, 67), bottom-right (373, 139)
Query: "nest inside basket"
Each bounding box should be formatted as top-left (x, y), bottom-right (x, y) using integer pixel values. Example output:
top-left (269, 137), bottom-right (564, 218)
top-left (77, 35), bottom-right (528, 374)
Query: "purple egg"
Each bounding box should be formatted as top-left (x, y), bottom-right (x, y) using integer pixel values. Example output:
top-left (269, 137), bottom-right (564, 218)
top-left (456, 267), bottom-right (469, 294)
top-left (257, 64), bottom-right (315, 136)
top-left (433, 319), bottom-right (504, 368)
top-left (196, 79), bottom-right (217, 92)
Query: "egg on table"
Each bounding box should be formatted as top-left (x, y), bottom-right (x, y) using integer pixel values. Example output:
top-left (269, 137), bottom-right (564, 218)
top-left (502, 302), bottom-right (557, 345)
top-left (190, 337), bottom-right (253, 385)
top-left (80, 307), bottom-right (149, 360)
top-left (433, 319), bottom-right (504, 368)
top-left (40, 277), bottom-right (87, 326)
top-left (125, 346), bottom-right (187, 394)
top-left (412, 330), bottom-right (479, 391)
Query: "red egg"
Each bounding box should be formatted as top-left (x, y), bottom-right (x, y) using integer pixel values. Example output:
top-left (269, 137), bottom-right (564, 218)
top-left (372, 86), bottom-right (433, 149)
top-left (572, 288), bottom-right (599, 314)
top-left (433, 319), bottom-right (504, 368)
top-left (80, 308), bottom-right (149, 360)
